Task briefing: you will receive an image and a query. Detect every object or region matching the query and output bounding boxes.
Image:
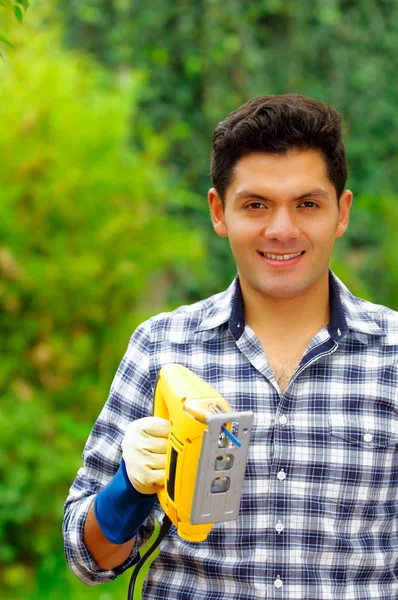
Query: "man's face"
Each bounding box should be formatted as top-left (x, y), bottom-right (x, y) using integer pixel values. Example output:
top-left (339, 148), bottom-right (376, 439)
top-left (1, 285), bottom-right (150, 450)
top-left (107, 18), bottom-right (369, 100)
top-left (208, 149), bottom-right (352, 302)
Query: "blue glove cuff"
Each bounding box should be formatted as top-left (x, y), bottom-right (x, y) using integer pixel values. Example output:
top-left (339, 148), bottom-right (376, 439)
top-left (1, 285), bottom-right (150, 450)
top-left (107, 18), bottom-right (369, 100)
top-left (94, 459), bottom-right (157, 545)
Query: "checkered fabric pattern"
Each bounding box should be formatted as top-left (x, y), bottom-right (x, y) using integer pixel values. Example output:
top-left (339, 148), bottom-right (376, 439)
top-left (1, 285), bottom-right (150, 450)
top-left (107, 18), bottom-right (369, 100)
top-left (63, 271), bottom-right (398, 599)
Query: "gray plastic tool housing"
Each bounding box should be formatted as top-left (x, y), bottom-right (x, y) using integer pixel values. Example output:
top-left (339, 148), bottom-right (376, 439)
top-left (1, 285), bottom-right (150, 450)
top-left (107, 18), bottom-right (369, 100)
top-left (190, 411), bottom-right (254, 525)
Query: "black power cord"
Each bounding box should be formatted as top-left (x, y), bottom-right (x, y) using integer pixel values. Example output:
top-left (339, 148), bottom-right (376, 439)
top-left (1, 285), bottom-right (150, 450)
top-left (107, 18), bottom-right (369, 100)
top-left (127, 515), bottom-right (172, 600)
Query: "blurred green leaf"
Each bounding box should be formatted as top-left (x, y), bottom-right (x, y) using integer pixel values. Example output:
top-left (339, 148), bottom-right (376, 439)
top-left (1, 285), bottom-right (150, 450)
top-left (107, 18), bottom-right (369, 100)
top-left (13, 4), bottom-right (23, 22)
top-left (0, 0), bottom-right (14, 10)
top-left (16, 0), bottom-right (29, 9)
top-left (0, 34), bottom-right (14, 47)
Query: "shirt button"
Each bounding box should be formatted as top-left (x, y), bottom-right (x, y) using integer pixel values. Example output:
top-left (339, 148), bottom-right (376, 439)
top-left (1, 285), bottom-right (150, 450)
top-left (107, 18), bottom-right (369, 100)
top-left (364, 432), bottom-right (373, 442)
top-left (277, 469), bottom-right (286, 481)
top-left (279, 415), bottom-right (288, 425)
top-left (274, 575), bottom-right (283, 589)
top-left (275, 520), bottom-right (284, 533)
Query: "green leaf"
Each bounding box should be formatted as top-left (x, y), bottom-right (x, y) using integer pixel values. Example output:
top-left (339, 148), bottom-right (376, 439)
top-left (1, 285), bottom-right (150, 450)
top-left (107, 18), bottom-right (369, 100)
top-left (0, 0), bottom-right (13, 10)
top-left (16, 0), bottom-right (29, 10)
top-left (13, 4), bottom-right (23, 22)
top-left (0, 34), bottom-right (15, 48)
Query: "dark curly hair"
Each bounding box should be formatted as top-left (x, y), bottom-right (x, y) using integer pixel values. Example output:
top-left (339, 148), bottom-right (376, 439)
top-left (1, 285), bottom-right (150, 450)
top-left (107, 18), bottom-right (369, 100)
top-left (210, 94), bottom-right (348, 203)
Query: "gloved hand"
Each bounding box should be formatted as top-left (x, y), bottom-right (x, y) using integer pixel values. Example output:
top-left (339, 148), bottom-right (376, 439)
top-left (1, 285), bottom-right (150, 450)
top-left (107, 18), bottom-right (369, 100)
top-left (122, 416), bottom-right (170, 495)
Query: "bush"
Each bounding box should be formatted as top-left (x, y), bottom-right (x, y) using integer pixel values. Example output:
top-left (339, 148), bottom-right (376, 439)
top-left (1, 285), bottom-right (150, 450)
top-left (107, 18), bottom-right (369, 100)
top-left (0, 7), bottom-right (205, 596)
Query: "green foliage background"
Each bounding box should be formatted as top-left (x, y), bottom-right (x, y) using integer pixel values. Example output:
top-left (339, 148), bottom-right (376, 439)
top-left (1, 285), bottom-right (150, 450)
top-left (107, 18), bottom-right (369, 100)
top-left (1, 1), bottom-right (397, 598)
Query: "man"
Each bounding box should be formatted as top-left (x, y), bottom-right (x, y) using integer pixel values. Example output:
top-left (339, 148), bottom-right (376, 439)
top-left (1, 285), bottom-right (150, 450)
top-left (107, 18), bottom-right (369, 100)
top-left (63, 94), bottom-right (398, 599)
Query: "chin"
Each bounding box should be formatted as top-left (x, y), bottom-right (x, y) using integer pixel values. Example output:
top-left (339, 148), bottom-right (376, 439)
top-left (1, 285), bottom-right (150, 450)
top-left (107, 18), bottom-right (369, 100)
top-left (257, 282), bottom-right (308, 300)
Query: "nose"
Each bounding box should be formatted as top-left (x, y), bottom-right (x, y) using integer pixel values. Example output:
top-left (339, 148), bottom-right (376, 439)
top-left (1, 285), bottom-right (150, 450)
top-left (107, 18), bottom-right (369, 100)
top-left (262, 206), bottom-right (300, 242)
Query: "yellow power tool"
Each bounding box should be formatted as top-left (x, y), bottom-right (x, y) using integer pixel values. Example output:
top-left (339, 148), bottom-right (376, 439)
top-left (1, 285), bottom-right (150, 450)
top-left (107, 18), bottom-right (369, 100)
top-left (127, 364), bottom-right (254, 599)
top-left (153, 364), bottom-right (254, 542)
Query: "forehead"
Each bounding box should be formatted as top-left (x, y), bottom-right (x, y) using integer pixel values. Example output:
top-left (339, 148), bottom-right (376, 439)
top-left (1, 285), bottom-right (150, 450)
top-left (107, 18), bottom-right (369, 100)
top-left (227, 149), bottom-right (333, 198)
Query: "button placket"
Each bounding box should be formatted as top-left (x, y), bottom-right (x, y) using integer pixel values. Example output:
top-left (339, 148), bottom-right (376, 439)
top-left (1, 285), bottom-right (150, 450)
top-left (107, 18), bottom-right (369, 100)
top-left (271, 410), bottom-right (289, 593)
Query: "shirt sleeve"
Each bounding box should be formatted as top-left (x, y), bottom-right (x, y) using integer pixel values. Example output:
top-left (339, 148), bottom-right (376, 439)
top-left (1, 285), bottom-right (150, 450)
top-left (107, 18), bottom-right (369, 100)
top-left (62, 319), bottom-right (157, 584)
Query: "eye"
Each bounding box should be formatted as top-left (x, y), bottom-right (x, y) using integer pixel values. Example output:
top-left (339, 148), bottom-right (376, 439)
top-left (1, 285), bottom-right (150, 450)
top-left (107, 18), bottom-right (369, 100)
top-left (299, 201), bottom-right (319, 209)
top-left (245, 201), bottom-right (267, 211)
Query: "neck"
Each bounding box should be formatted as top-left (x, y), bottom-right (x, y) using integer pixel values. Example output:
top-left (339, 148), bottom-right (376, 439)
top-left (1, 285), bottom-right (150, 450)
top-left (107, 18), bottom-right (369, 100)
top-left (240, 274), bottom-right (330, 340)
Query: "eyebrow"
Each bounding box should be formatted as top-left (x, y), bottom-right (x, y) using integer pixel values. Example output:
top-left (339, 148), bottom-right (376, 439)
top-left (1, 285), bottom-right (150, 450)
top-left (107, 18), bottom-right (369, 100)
top-left (234, 187), bottom-right (330, 202)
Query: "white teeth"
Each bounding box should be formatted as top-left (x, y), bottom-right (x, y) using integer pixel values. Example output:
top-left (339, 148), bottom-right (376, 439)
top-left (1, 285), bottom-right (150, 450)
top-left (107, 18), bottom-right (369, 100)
top-left (263, 252), bottom-right (302, 261)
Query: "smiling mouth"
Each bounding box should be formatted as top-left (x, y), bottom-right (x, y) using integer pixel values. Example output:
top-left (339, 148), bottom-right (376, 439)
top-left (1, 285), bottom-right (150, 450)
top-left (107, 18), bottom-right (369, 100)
top-left (258, 251), bottom-right (305, 261)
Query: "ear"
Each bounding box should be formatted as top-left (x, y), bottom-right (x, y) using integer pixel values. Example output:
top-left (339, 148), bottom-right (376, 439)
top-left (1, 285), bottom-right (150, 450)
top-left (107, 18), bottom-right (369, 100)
top-left (335, 190), bottom-right (353, 239)
top-left (208, 188), bottom-right (228, 238)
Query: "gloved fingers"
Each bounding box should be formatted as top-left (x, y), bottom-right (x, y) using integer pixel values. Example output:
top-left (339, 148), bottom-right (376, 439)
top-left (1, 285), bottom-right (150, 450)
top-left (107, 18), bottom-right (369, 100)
top-left (122, 429), bottom-right (169, 455)
top-left (123, 417), bottom-right (170, 453)
top-left (122, 417), bottom-right (170, 494)
top-left (140, 448), bottom-right (168, 470)
top-left (131, 467), bottom-right (166, 495)
top-left (139, 417), bottom-right (170, 439)
top-left (123, 417), bottom-right (170, 442)
top-left (145, 468), bottom-right (166, 487)
top-left (140, 435), bottom-right (168, 455)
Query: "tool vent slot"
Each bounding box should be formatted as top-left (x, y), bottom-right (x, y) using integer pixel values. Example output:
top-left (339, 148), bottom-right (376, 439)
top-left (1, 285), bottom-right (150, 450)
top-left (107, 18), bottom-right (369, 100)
top-left (167, 447), bottom-right (178, 501)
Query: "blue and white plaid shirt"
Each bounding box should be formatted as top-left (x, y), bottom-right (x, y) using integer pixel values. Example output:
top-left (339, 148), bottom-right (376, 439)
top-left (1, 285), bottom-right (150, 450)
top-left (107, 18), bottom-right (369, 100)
top-left (64, 271), bottom-right (398, 599)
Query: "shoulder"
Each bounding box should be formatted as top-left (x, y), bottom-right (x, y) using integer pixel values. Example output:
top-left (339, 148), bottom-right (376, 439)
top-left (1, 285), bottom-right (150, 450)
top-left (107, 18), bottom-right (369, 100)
top-left (133, 282), bottom-right (235, 345)
top-left (354, 297), bottom-right (398, 344)
top-left (332, 271), bottom-right (398, 346)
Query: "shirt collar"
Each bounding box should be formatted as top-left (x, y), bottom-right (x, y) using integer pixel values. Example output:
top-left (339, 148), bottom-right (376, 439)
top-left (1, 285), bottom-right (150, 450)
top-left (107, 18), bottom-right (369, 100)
top-left (329, 271), bottom-right (386, 340)
top-left (328, 272), bottom-right (349, 341)
top-left (196, 271), bottom-right (386, 342)
top-left (193, 278), bottom-right (238, 334)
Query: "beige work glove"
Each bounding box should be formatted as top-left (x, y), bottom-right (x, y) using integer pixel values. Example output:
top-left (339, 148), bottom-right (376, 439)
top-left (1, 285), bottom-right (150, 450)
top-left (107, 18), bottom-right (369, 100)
top-left (121, 416), bottom-right (170, 495)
